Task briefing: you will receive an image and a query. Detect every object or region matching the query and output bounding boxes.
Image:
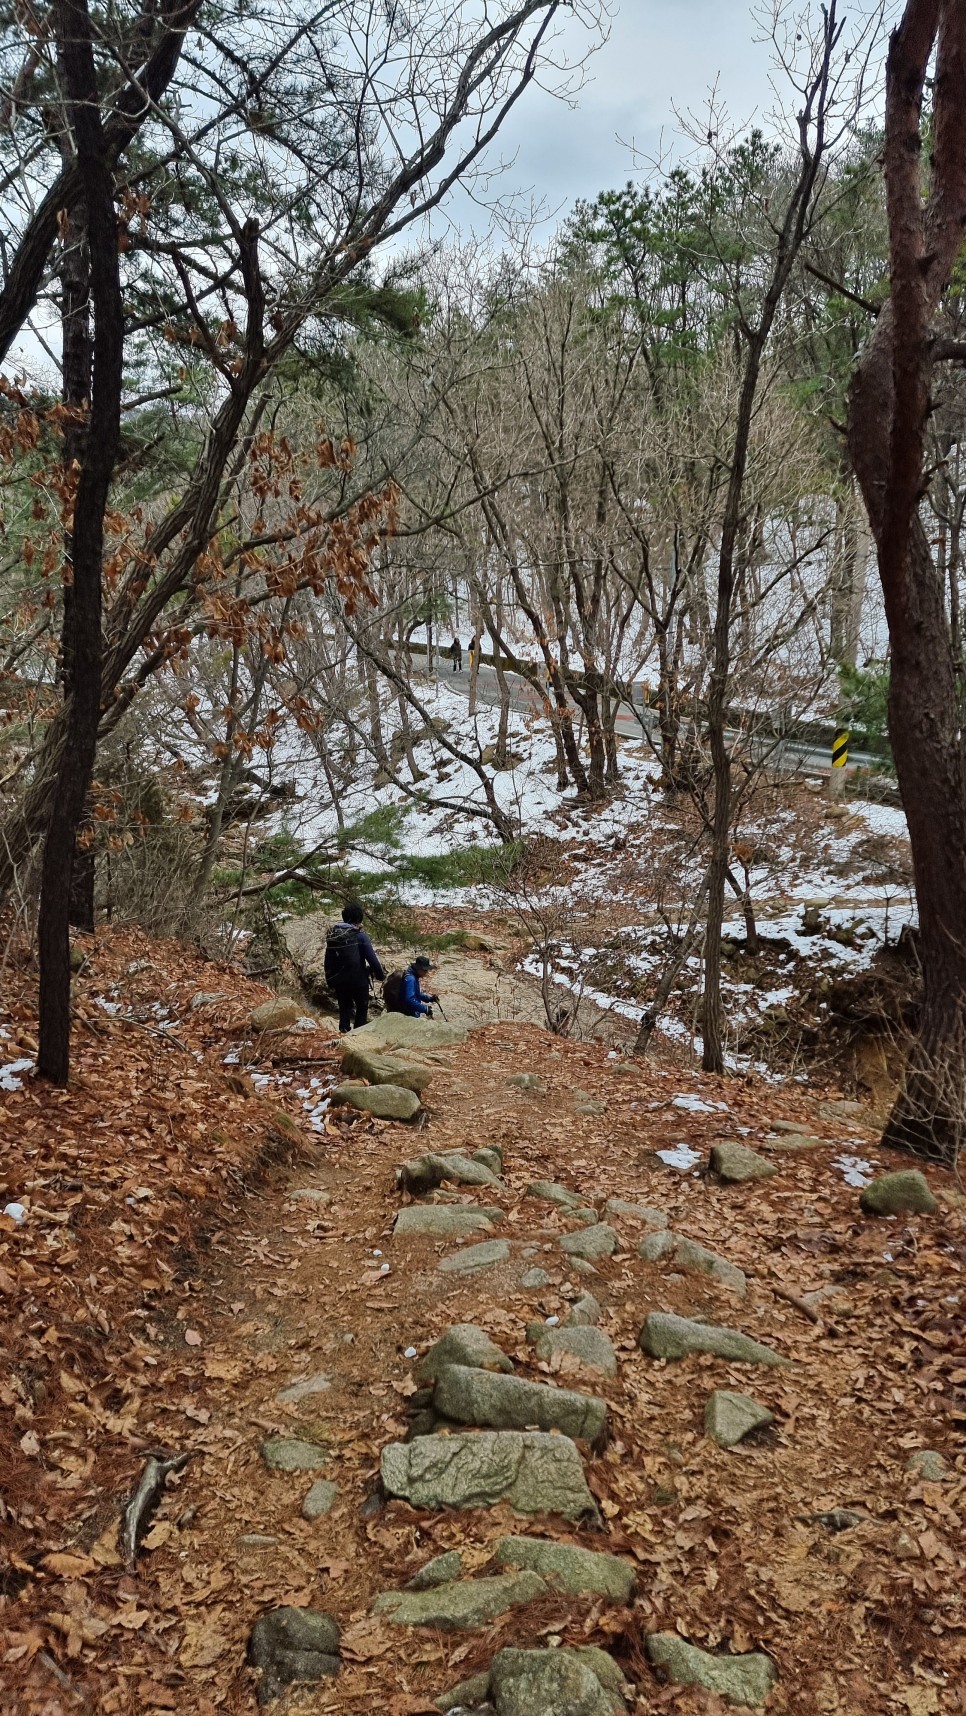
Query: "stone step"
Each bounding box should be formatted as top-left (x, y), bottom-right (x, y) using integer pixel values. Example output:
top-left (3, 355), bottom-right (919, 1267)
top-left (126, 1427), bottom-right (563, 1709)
top-left (380, 1429), bottom-right (600, 1522)
top-left (432, 1362), bottom-right (608, 1444)
top-left (640, 1312), bottom-right (789, 1368)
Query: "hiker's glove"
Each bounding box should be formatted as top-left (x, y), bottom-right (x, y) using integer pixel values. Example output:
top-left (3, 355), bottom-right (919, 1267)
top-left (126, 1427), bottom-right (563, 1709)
top-left (426, 1006), bottom-right (434, 1020)
top-left (430, 993), bottom-right (440, 1004)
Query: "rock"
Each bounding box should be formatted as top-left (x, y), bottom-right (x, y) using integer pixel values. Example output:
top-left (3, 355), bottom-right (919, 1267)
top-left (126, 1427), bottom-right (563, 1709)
top-left (640, 1313), bottom-right (789, 1368)
top-left (433, 1364), bottom-right (607, 1444)
top-left (575, 1099), bottom-right (607, 1116)
top-left (488, 1647), bottom-right (628, 1715)
top-left (521, 1267), bottom-right (552, 1289)
top-left (333, 1081), bottom-right (421, 1121)
top-left (302, 1479), bottom-right (338, 1519)
top-left (895, 1530), bottom-right (919, 1559)
top-left (526, 1181), bottom-right (585, 1211)
top-left (248, 1606), bottom-right (340, 1705)
top-left (399, 1151), bottom-right (499, 1195)
top-left (261, 1437), bottom-right (329, 1472)
top-left (710, 1142), bottom-right (778, 1183)
top-left (907, 1449), bottom-right (949, 1482)
top-left (569, 1258), bottom-right (599, 1277)
top-left (818, 1099), bottom-right (867, 1120)
top-left (238, 1533), bottom-right (279, 1547)
top-left (380, 1430), bottom-right (599, 1521)
top-left (565, 1292), bottom-right (601, 1327)
top-left (276, 1371), bottom-right (331, 1404)
top-left (604, 1198), bottom-right (668, 1227)
top-left (349, 1014), bottom-right (465, 1050)
top-left (436, 1669), bottom-right (493, 1711)
top-left (494, 1536), bottom-right (634, 1602)
top-left (341, 1045), bottom-right (434, 1092)
top-left (508, 1073), bottom-right (546, 1094)
top-left (560, 1224), bottom-right (617, 1260)
top-left (374, 1571), bottom-right (546, 1629)
top-left (473, 1146), bottom-right (503, 1175)
top-left (761, 1132), bottom-right (823, 1152)
top-left (190, 990), bottom-right (223, 1009)
top-left (251, 997), bottom-right (301, 1033)
top-left (859, 1170), bottom-right (937, 1216)
top-left (287, 1187), bottom-right (331, 1204)
top-left (417, 1325), bottom-right (514, 1383)
top-left (527, 1324), bottom-right (617, 1377)
top-left (394, 1206), bottom-right (494, 1239)
top-left (407, 1550), bottom-right (463, 1589)
top-left (647, 1634), bottom-right (776, 1707)
top-left (639, 1230), bottom-right (676, 1263)
top-left (671, 1237), bottom-right (747, 1295)
top-left (803, 1508), bottom-right (864, 1532)
top-left (705, 1390), bottom-right (774, 1448)
top-left (438, 1239), bottom-right (511, 1274)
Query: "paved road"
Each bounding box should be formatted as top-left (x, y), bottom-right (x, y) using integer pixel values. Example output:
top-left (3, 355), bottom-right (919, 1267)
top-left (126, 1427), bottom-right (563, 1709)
top-left (431, 658), bottom-right (884, 779)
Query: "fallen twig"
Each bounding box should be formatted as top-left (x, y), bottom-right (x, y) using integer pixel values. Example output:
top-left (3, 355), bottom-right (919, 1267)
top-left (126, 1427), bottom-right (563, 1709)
top-left (773, 1286), bottom-right (822, 1325)
top-left (120, 1450), bottom-right (193, 1570)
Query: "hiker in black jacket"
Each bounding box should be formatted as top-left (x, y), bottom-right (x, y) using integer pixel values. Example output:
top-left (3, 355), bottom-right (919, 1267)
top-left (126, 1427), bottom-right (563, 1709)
top-left (324, 902), bottom-right (385, 1033)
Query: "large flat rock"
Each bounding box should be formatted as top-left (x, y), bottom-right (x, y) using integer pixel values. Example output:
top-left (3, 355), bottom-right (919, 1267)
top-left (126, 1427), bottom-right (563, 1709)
top-left (340, 1045), bottom-right (434, 1092)
top-left (349, 1014), bottom-right (466, 1051)
top-left (437, 1238), bottom-right (510, 1274)
top-left (394, 1205), bottom-right (494, 1238)
top-left (488, 1647), bottom-right (629, 1715)
top-left (399, 1150), bottom-right (499, 1195)
top-left (380, 1430), bottom-right (599, 1521)
top-left (647, 1634), bottom-right (777, 1706)
top-left (373, 1570), bottom-right (545, 1629)
top-left (560, 1223), bottom-right (617, 1260)
top-left (417, 1324), bottom-right (513, 1383)
top-left (332, 1081), bottom-right (420, 1121)
top-left (527, 1324), bottom-right (617, 1376)
top-left (495, 1535), bottom-right (635, 1602)
top-left (433, 1363), bottom-right (607, 1444)
top-left (640, 1313), bottom-right (789, 1368)
top-left (709, 1142), bottom-right (778, 1183)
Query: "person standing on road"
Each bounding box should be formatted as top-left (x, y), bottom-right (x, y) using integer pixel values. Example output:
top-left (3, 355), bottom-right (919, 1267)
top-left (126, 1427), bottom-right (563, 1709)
top-left (324, 901), bottom-right (385, 1033)
top-left (467, 633), bottom-right (477, 670)
top-left (400, 955), bottom-right (439, 1019)
top-left (448, 636), bottom-right (463, 672)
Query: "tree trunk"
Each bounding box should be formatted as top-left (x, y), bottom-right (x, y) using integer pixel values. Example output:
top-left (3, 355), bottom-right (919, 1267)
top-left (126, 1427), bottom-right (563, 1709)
top-left (38, 0), bottom-right (123, 1083)
top-left (846, 2), bottom-right (966, 1162)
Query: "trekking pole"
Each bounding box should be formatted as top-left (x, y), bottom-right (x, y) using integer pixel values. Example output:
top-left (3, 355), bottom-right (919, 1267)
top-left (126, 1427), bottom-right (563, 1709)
top-left (434, 995), bottom-right (448, 1020)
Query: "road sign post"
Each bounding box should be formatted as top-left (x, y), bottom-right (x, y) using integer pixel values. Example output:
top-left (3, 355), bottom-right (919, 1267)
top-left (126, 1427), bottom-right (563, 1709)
top-left (828, 727), bottom-right (849, 798)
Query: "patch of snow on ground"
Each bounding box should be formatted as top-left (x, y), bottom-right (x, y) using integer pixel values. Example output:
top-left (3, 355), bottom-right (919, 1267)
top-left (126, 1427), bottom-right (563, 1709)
top-left (833, 1154), bottom-right (876, 1186)
top-left (672, 1093), bottom-right (727, 1114)
top-left (0, 1058), bottom-right (33, 1091)
top-left (655, 1142), bottom-right (703, 1170)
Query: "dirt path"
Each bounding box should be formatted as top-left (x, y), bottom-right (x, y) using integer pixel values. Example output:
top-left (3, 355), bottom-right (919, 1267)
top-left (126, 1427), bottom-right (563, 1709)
top-left (4, 937), bottom-right (965, 1715)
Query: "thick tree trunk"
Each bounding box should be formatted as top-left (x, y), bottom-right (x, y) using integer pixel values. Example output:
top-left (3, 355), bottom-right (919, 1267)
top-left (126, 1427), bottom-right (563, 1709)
top-left (846, 3), bottom-right (966, 1162)
top-left (38, 0), bottom-right (123, 1083)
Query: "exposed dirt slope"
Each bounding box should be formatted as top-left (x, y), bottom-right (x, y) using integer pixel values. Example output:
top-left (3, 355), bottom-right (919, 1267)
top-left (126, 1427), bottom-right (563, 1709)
top-left (2, 934), bottom-right (965, 1715)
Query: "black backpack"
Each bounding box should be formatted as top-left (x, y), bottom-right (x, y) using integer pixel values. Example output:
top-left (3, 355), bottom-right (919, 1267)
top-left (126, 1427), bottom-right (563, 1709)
top-left (324, 922), bottom-right (363, 985)
top-left (382, 970), bottom-right (406, 1012)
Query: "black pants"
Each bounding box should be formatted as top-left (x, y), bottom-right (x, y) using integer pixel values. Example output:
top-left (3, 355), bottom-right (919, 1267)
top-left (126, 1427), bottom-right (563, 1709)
top-left (335, 977), bottom-right (369, 1033)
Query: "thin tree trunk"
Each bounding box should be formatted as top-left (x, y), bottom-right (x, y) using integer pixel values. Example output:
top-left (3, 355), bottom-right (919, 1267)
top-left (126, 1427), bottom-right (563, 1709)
top-left (38, 0), bottom-right (123, 1083)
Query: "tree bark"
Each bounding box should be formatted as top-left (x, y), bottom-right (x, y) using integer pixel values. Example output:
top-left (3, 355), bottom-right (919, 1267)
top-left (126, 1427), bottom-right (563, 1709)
top-left (38, 0), bottom-right (123, 1083)
top-left (847, 1), bottom-right (966, 1162)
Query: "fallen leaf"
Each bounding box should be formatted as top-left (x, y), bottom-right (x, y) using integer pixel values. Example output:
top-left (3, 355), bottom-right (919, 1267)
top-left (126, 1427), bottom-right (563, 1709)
top-left (184, 1328), bottom-right (202, 1346)
top-left (41, 1553), bottom-right (96, 1579)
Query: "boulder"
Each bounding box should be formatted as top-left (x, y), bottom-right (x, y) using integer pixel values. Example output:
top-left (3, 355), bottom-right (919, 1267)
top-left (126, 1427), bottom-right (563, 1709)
top-left (710, 1142), bottom-right (778, 1183)
top-left (251, 997), bottom-right (301, 1033)
top-left (417, 1325), bottom-right (513, 1384)
top-left (646, 1634), bottom-right (776, 1707)
top-left (639, 1230), bottom-right (676, 1263)
top-left (374, 1571), bottom-right (545, 1629)
top-left (380, 1430), bottom-right (599, 1521)
top-left (488, 1647), bottom-right (629, 1715)
top-left (433, 1363), bottom-right (608, 1444)
top-left (301, 1479), bottom-right (338, 1519)
top-left (438, 1239), bottom-right (510, 1274)
top-left (333, 1081), bottom-right (420, 1121)
top-left (565, 1292), bottom-right (601, 1327)
top-left (604, 1198), bottom-right (668, 1227)
top-left (705, 1390), bottom-right (774, 1448)
top-left (248, 1606), bottom-right (340, 1705)
top-left (261, 1437), bottom-right (328, 1472)
top-left (350, 1013), bottom-right (466, 1050)
top-left (494, 1535), bottom-right (634, 1602)
top-left (508, 1073), bottom-right (546, 1094)
top-left (407, 1550), bottom-right (463, 1590)
top-left (669, 1236), bottom-right (747, 1295)
top-left (473, 1146), bottom-right (503, 1175)
top-left (907, 1449), bottom-right (949, 1482)
top-left (560, 1224), bottom-right (617, 1261)
top-left (575, 1099), bottom-right (607, 1116)
top-left (859, 1170), bottom-right (937, 1216)
top-left (521, 1267), bottom-right (552, 1290)
top-left (527, 1324), bottom-right (617, 1377)
top-left (640, 1313), bottom-right (789, 1368)
top-left (399, 1150), bottom-right (499, 1195)
top-left (526, 1181), bottom-right (586, 1211)
top-left (341, 1044), bottom-right (434, 1092)
top-left (394, 1206), bottom-right (494, 1239)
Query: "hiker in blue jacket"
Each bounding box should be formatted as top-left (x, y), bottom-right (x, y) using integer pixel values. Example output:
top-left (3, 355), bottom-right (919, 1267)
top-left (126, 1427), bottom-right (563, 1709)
top-left (401, 955), bottom-right (439, 1019)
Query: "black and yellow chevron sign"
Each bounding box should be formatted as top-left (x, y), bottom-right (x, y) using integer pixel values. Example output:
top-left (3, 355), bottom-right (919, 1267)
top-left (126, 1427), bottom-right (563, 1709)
top-left (832, 727), bottom-right (849, 768)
